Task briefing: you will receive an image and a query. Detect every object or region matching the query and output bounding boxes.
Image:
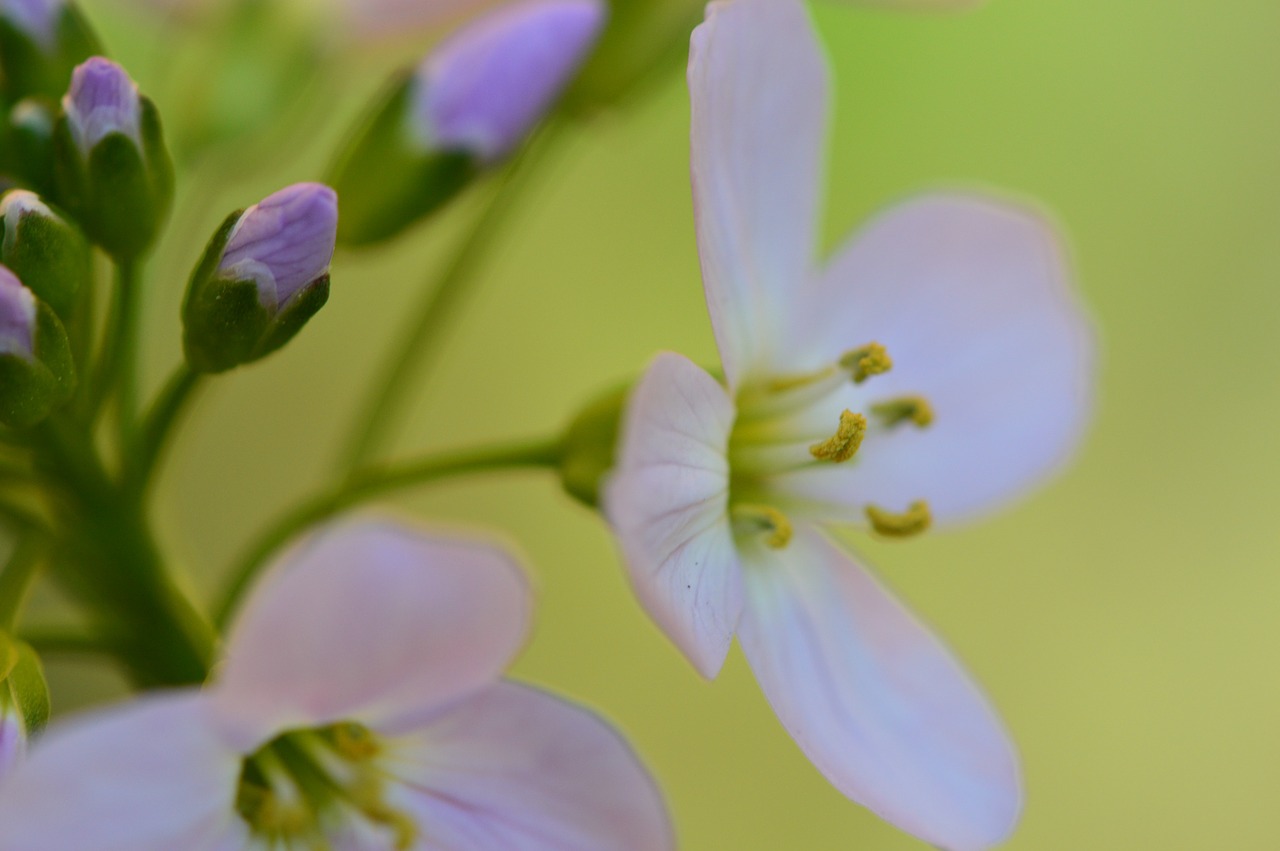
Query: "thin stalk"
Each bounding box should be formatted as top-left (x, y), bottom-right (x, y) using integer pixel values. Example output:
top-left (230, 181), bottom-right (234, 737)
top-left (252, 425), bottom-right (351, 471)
top-left (126, 364), bottom-right (205, 494)
top-left (216, 436), bottom-right (562, 628)
top-left (337, 125), bottom-right (565, 475)
top-left (87, 259), bottom-right (141, 432)
top-left (0, 535), bottom-right (45, 630)
top-left (18, 627), bottom-right (116, 658)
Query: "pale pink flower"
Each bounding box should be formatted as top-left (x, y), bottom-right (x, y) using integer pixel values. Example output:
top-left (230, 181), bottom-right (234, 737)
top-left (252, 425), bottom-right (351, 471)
top-left (0, 518), bottom-right (673, 851)
top-left (604, 1), bottom-right (1094, 849)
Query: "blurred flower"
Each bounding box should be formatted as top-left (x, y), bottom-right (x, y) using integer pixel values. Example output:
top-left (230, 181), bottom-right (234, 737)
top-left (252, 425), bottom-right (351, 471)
top-left (411, 0), bottom-right (604, 162)
top-left (0, 709), bottom-right (22, 780)
top-left (0, 518), bottom-right (673, 851)
top-left (0, 0), bottom-right (60, 50)
top-left (217, 182), bottom-right (337, 312)
top-left (604, 1), bottom-right (1094, 849)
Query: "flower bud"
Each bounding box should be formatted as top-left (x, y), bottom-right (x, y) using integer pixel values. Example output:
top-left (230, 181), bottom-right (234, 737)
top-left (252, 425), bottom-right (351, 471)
top-left (0, 189), bottom-right (89, 317)
top-left (0, 632), bottom-right (49, 780)
top-left (183, 183), bottom-right (337, 374)
top-left (0, 264), bottom-right (74, 427)
top-left (54, 57), bottom-right (174, 259)
top-left (331, 0), bottom-right (604, 246)
top-left (0, 0), bottom-right (100, 100)
top-left (6, 98), bottom-right (58, 196)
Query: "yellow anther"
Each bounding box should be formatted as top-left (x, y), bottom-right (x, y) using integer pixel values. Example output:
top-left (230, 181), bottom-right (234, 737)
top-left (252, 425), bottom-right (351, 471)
top-left (840, 342), bottom-right (892, 384)
top-left (350, 777), bottom-right (419, 850)
top-left (809, 410), bottom-right (867, 463)
top-left (731, 504), bottom-right (794, 549)
top-left (327, 722), bottom-right (379, 762)
top-left (871, 395), bottom-right (934, 429)
top-left (865, 501), bottom-right (932, 539)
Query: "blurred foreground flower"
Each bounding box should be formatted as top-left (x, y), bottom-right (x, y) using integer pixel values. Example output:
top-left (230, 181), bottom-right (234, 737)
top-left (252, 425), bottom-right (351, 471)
top-left (183, 182), bottom-right (337, 372)
top-left (0, 518), bottom-right (672, 850)
top-left (604, 1), bottom-right (1094, 849)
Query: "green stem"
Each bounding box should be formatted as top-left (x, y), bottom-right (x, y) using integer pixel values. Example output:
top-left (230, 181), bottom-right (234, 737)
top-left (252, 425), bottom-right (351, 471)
top-left (19, 627), bottom-right (117, 658)
top-left (0, 535), bottom-right (45, 631)
top-left (126, 364), bottom-right (205, 494)
top-left (88, 259), bottom-right (141, 433)
top-left (337, 125), bottom-right (565, 475)
top-left (216, 436), bottom-right (562, 628)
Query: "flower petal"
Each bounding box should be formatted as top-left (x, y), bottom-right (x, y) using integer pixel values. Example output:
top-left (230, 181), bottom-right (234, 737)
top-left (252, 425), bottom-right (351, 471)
top-left (605, 351), bottom-right (743, 678)
top-left (689, 0), bottom-right (828, 387)
top-left (211, 517), bottom-right (531, 749)
top-left (782, 193), bottom-right (1095, 524)
top-left (0, 693), bottom-right (246, 851)
top-left (386, 681), bottom-right (674, 850)
top-left (738, 527), bottom-right (1021, 851)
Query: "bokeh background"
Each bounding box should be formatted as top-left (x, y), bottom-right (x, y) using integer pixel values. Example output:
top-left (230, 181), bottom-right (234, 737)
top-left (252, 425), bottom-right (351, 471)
top-left (29, 0), bottom-right (1280, 847)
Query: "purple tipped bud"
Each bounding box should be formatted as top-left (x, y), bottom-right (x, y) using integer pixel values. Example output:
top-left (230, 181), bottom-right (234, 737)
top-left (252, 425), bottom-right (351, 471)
top-left (218, 183), bottom-right (338, 311)
top-left (0, 710), bottom-right (22, 779)
top-left (62, 57), bottom-right (140, 156)
top-left (411, 0), bottom-right (604, 162)
top-left (1, 0), bottom-right (60, 50)
top-left (0, 190), bottom-right (53, 251)
top-left (0, 265), bottom-right (36, 359)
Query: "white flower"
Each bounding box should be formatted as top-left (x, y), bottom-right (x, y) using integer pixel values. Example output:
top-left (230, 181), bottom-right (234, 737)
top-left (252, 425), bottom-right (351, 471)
top-left (604, 1), bottom-right (1094, 849)
top-left (0, 518), bottom-right (673, 851)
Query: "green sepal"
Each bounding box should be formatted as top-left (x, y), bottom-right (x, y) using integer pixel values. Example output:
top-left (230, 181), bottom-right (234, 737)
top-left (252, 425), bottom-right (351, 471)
top-left (558, 382), bottom-right (630, 507)
top-left (0, 302), bottom-right (75, 428)
top-left (0, 633), bottom-right (16, 683)
top-left (330, 77), bottom-right (479, 247)
top-left (564, 0), bottom-right (704, 112)
top-left (255, 275), bottom-right (329, 361)
top-left (1, 194), bottom-right (90, 317)
top-left (0, 4), bottom-right (101, 101)
top-left (183, 276), bottom-right (271, 374)
top-left (52, 96), bottom-right (173, 260)
top-left (6, 641), bottom-right (48, 736)
top-left (6, 98), bottom-right (57, 197)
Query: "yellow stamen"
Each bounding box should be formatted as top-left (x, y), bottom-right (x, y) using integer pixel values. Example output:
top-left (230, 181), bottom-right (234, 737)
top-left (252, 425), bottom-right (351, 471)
top-left (871, 395), bottom-right (934, 429)
top-left (766, 365), bottom-right (838, 394)
top-left (327, 722), bottom-right (379, 762)
top-left (732, 504), bottom-right (794, 549)
top-left (350, 778), bottom-right (419, 850)
top-left (865, 501), bottom-right (932, 538)
top-left (840, 342), bottom-right (892, 384)
top-left (809, 410), bottom-right (867, 463)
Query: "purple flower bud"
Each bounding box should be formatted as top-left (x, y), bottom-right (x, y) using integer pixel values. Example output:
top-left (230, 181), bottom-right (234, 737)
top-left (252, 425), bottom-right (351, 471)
top-left (218, 183), bottom-right (338, 311)
top-left (0, 265), bottom-right (36, 359)
top-left (410, 0), bottom-right (604, 162)
top-left (0, 190), bottom-right (54, 251)
top-left (1, 0), bottom-right (60, 50)
top-left (0, 710), bottom-right (23, 779)
top-left (62, 57), bottom-right (141, 156)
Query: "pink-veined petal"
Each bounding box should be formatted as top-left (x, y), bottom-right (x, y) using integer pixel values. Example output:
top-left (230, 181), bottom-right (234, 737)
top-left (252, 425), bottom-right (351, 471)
top-left (781, 193), bottom-right (1095, 525)
top-left (605, 351), bottom-right (743, 678)
top-left (689, 0), bottom-right (828, 388)
top-left (211, 517), bottom-right (531, 749)
top-left (386, 681), bottom-right (674, 851)
top-left (738, 527), bottom-right (1021, 851)
top-left (0, 693), bottom-right (246, 851)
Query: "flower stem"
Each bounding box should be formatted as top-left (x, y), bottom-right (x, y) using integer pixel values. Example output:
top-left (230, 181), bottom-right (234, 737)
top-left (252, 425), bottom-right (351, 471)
top-left (216, 436), bottom-right (563, 628)
top-left (87, 258), bottom-right (142, 435)
top-left (126, 363), bottom-right (205, 495)
top-left (337, 124), bottom-right (565, 476)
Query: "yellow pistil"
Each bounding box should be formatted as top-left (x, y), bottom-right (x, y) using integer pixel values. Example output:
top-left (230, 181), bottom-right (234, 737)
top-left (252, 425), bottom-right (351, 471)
top-left (865, 501), bottom-right (932, 538)
top-left (809, 410), bottom-right (867, 463)
top-left (840, 342), bottom-right (892, 384)
top-left (871, 395), bottom-right (934, 429)
top-left (731, 504), bottom-right (794, 549)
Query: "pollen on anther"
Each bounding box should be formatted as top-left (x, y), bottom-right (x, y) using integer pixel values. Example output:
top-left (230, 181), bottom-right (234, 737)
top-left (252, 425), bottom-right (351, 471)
top-left (731, 504), bottom-right (794, 549)
top-left (865, 501), bottom-right (932, 538)
top-left (809, 410), bottom-right (867, 463)
top-left (840, 343), bottom-right (892, 384)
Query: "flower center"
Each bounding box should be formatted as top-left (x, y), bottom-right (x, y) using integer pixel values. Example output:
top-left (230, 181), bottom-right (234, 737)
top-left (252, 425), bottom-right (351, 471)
top-left (235, 722), bottom-right (417, 849)
top-left (727, 341), bottom-right (934, 544)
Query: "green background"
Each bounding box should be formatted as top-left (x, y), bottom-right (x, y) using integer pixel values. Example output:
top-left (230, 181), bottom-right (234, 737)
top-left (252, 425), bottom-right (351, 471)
top-left (34, 0), bottom-right (1280, 847)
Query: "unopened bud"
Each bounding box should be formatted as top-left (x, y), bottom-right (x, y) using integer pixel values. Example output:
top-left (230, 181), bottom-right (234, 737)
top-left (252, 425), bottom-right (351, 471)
top-left (0, 189), bottom-right (89, 316)
top-left (331, 0), bottom-right (604, 246)
top-left (54, 58), bottom-right (173, 259)
top-left (183, 183), bottom-right (338, 374)
top-left (7, 98), bottom-right (57, 196)
top-left (0, 0), bottom-right (99, 100)
top-left (0, 264), bottom-right (74, 427)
